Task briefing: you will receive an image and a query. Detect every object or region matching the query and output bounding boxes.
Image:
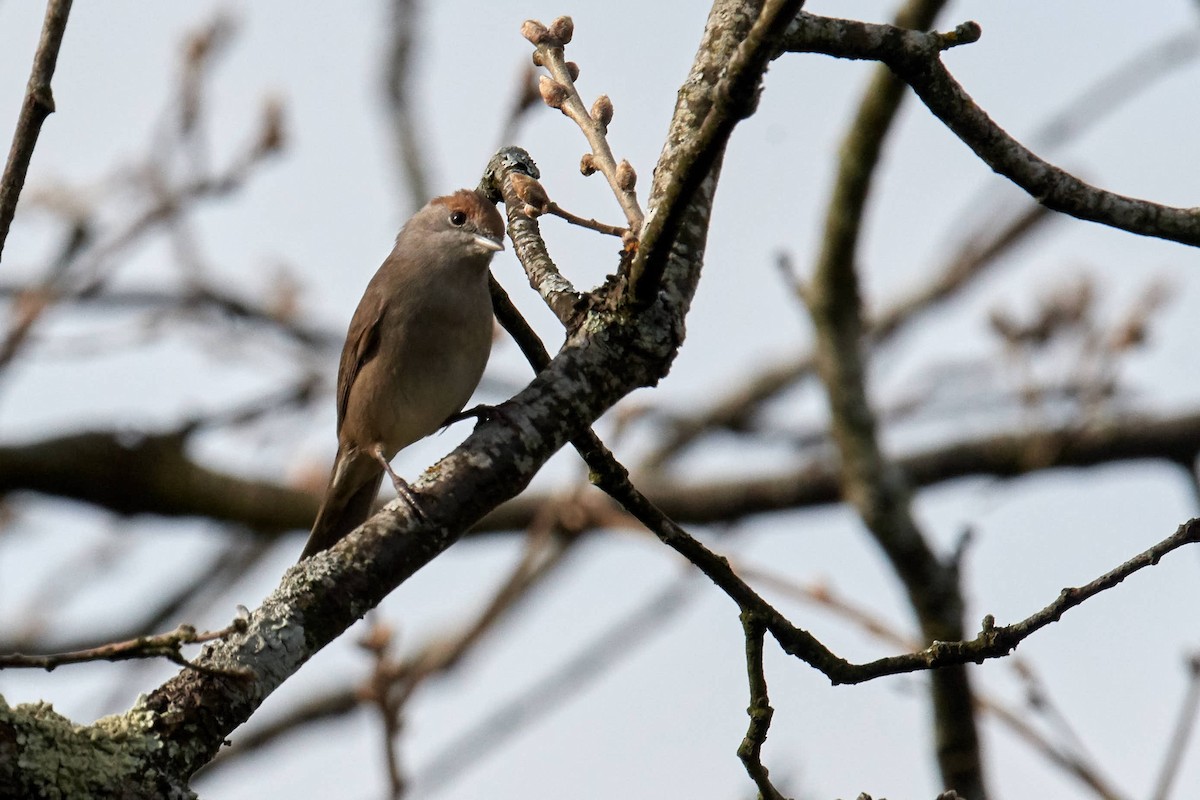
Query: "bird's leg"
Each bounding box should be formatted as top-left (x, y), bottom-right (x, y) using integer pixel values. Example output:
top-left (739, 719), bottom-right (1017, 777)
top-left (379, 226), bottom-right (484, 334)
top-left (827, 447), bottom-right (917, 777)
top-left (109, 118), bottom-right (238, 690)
top-left (370, 444), bottom-right (428, 523)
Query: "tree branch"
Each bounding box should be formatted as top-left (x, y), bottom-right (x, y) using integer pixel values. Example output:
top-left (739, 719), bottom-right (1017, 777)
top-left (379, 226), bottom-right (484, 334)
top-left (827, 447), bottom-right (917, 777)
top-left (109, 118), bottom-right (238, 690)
top-left (737, 611), bottom-right (789, 800)
top-left (0, 620), bottom-right (250, 676)
top-left (481, 151), bottom-right (586, 326)
top-left (0, 428), bottom-right (317, 533)
top-left (641, 198), bottom-right (1050, 471)
top-left (0, 0), bottom-right (74, 262)
top-left (629, 0), bottom-right (805, 307)
top-left (523, 16), bottom-right (645, 233)
top-left (382, 0), bottom-right (431, 213)
top-left (782, 12), bottom-right (1200, 248)
top-left (6, 408), bottom-right (1200, 540)
top-left (799, 0), bottom-right (983, 792)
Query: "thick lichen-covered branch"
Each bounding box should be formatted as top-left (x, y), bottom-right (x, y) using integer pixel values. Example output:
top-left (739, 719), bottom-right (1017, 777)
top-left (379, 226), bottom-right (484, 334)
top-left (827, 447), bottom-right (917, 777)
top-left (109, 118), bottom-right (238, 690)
top-left (628, 0), bottom-right (805, 308)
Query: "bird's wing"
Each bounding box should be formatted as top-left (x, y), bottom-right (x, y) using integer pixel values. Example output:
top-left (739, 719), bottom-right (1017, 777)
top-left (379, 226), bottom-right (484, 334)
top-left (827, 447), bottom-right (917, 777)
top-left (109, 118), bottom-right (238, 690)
top-left (336, 293), bottom-right (385, 432)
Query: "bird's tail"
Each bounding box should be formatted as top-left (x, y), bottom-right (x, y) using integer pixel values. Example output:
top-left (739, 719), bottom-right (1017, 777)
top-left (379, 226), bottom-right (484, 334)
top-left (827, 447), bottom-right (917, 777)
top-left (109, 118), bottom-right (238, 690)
top-left (299, 454), bottom-right (383, 561)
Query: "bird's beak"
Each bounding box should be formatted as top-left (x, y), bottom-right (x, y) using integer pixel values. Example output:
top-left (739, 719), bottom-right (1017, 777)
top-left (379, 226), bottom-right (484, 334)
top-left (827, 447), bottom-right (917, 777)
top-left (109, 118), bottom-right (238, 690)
top-left (473, 233), bottom-right (504, 253)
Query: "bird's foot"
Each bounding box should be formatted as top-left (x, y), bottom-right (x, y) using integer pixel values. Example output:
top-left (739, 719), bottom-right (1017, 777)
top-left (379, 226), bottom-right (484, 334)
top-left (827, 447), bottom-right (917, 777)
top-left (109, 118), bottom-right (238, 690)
top-left (370, 445), bottom-right (428, 524)
top-left (441, 402), bottom-right (511, 430)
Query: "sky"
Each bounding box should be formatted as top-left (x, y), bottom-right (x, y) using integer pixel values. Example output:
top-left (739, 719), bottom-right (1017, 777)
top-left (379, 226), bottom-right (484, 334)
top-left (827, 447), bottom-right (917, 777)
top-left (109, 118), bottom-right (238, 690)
top-left (1, 2), bottom-right (1199, 799)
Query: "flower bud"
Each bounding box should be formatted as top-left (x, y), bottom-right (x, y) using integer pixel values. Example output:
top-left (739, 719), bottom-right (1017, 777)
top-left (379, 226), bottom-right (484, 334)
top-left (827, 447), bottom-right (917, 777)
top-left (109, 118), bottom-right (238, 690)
top-left (549, 16), bottom-right (574, 45)
top-left (590, 95), bottom-right (613, 128)
top-left (521, 19), bottom-right (551, 46)
top-left (516, 176), bottom-right (552, 217)
top-left (616, 160), bottom-right (637, 191)
top-left (538, 75), bottom-right (568, 110)
top-left (579, 153), bottom-right (597, 176)
top-left (566, 61), bottom-right (580, 82)
top-left (511, 172), bottom-right (550, 214)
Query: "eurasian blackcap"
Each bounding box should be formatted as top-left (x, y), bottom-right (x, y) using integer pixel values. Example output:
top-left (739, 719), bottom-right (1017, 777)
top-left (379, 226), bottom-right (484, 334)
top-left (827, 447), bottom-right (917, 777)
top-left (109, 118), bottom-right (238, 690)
top-left (299, 189), bottom-right (504, 560)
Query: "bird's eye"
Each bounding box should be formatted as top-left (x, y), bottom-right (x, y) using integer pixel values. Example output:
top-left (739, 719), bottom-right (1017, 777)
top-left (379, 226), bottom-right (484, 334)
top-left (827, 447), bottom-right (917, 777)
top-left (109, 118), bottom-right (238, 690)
top-left (449, 210), bottom-right (468, 226)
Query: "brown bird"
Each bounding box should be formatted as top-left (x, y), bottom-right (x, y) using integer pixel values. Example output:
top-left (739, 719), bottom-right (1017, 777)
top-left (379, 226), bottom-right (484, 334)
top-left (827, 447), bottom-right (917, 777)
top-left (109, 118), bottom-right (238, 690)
top-left (299, 189), bottom-right (505, 560)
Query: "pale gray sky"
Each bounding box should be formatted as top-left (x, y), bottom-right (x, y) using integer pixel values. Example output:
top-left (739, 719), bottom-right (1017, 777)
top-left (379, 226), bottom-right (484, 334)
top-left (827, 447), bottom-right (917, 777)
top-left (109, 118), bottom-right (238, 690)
top-left (1, 2), bottom-right (1199, 799)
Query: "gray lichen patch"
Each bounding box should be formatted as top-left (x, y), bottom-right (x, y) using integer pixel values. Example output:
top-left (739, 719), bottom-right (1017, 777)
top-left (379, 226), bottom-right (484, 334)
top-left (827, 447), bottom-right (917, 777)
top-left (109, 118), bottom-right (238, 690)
top-left (1, 694), bottom-right (193, 800)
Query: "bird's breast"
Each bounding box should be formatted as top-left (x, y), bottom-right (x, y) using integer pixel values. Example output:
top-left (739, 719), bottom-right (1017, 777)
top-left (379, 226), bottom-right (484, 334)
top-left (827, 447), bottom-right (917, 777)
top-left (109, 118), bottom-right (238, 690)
top-left (345, 282), bottom-right (493, 456)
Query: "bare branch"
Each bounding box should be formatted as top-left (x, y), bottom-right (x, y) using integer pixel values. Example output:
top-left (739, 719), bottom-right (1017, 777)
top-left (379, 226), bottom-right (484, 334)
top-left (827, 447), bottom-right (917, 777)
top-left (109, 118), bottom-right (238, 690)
top-left (0, 620), bottom-right (250, 676)
top-left (6, 404), bottom-right (1200, 543)
top-left (523, 16), bottom-right (645, 232)
top-left (544, 201), bottom-right (628, 238)
top-left (783, 13), bottom-right (1200, 248)
top-left (629, 0), bottom-right (804, 307)
top-left (640, 130), bottom-right (1049, 472)
top-left (481, 149), bottom-right (586, 326)
top-left (743, 569), bottom-right (1130, 800)
top-left (0, 0), bottom-right (74, 262)
top-left (382, 0), bottom-right (431, 212)
top-left (570, 451), bottom-right (1200, 690)
top-left (1150, 653), bottom-right (1200, 800)
top-left (797, 1), bottom-right (982, 789)
top-left (737, 612), bottom-right (789, 800)
top-left (0, 428), bottom-right (318, 533)
top-left (0, 280), bottom-right (340, 350)
top-left (839, 518), bottom-right (1200, 683)
top-left (4, 540), bottom-right (271, 656)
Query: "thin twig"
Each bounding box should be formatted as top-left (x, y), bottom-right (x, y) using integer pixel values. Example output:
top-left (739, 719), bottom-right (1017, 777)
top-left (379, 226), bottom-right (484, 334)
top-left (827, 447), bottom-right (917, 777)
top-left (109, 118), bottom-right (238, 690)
top-left (1149, 653), bottom-right (1200, 800)
top-left (545, 201), bottom-right (628, 238)
top-left (844, 518), bottom-right (1200, 682)
top-left (0, 619), bottom-right (250, 676)
top-left (737, 611), bottom-right (789, 800)
top-left (0, 0), bottom-right (74, 263)
top-left (742, 568), bottom-right (1129, 800)
top-left (357, 623), bottom-right (407, 799)
top-left (8, 540), bottom-right (269, 658)
top-left (0, 280), bottom-right (339, 350)
top-left (495, 63), bottom-right (542, 150)
top-left (523, 16), bottom-right (645, 233)
top-left (485, 155), bottom-right (1200, 687)
top-left (382, 0), bottom-right (430, 213)
top-left (0, 220), bottom-right (89, 374)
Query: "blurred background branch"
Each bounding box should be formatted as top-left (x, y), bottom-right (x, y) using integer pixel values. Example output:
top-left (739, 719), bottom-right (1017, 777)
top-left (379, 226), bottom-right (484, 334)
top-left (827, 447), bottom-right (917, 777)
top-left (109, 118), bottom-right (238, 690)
top-left (1, 3), bottom-right (1198, 799)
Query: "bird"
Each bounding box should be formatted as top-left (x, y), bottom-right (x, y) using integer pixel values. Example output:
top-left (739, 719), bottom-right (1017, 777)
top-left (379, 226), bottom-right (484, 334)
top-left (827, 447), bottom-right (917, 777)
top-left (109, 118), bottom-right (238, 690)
top-left (299, 188), bottom-right (505, 560)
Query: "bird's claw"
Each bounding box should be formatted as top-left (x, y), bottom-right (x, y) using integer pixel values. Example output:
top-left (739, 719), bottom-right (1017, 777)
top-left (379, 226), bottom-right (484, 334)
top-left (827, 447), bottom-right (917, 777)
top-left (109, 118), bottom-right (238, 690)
top-left (441, 403), bottom-right (509, 430)
top-left (371, 445), bottom-right (428, 523)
